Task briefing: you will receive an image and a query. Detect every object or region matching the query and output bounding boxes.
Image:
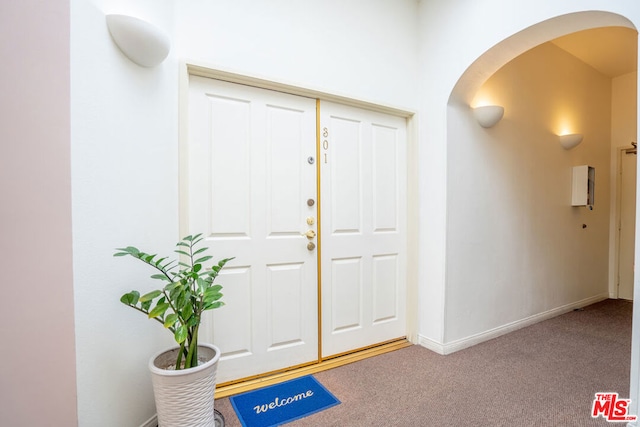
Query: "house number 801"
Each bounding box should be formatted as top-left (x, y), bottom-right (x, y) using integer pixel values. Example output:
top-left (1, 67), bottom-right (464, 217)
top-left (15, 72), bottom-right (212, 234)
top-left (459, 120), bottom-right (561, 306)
top-left (322, 128), bottom-right (329, 163)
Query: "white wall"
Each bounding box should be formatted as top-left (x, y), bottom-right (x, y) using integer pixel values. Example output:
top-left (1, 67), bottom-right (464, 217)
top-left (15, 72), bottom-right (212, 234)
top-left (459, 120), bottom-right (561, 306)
top-left (71, 0), bottom-right (178, 425)
top-left (0, 1), bottom-right (78, 426)
top-left (175, 0), bottom-right (419, 108)
top-left (446, 42), bottom-right (612, 343)
top-left (70, 1), bottom-right (419, 425)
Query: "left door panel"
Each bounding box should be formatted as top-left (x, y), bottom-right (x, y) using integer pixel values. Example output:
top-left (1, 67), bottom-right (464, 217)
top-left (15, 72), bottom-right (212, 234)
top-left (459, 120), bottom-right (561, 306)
top-left (186, 77), bottom-right (318, 383)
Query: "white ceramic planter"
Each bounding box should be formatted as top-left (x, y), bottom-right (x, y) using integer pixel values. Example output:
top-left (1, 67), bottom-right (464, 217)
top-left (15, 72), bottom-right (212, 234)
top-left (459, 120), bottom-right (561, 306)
top-left (149, 343), bottom-right (221, 427)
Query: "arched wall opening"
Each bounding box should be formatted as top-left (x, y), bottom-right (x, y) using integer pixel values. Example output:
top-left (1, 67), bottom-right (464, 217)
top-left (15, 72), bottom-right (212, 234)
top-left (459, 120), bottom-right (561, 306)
top-left (443, 11), bottom-right (637, 352)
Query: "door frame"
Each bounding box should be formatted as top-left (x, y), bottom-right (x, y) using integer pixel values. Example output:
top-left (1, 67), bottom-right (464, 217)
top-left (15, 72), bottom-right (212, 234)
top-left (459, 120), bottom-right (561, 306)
top-left (178, 61), bottom-right (419, 345)
top-left (613, 144), bottom-right (637, 299)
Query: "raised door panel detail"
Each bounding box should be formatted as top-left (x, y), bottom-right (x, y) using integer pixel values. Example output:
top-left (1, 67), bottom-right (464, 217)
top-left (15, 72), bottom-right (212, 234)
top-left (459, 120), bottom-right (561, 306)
top-left (330, 257), bottom-right (363, 333)
top-left (267, 105), bottom-right (307, 237)
top-left (206, 94), bottom-right (251, 238)
top-left (372, 124), bottom-right (399, 233)
top-left (329, 116), bottom-right (362, 234)
top-left (202, 266), bottom-right (252, 359)
top-left (372, 254), bottom-right (398, 323)
top-left (267, 262), bottom-right (306, 348)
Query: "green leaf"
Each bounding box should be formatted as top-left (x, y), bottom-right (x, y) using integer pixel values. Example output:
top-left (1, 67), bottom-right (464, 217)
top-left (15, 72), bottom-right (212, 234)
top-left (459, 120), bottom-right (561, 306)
top-left (193, 263), bottom-right (202, 273)
top-left (204, 293), bottom-right (223, 304)
top-left (187, 316), bottom-right (199, 327)
top-left (196, 278), bottom-right (207, 293)
top-left (192, 247), bottom-right (208, 256)
top-left (164, 313), bottom-right (178, 328)
top-left (175, 250), bottom-right (190, 257)
top-left (163, 260), bottom-right (177, 270)
top-left (140, 300), bottom-right (152, 311)
top-left (148, 302), bottom-right (170, 319)
top-left (204, 301), bottom-right (224, 310)
top-left (164, 282), bottom-right (180, 292)
top-left (203, 286), bottom-right (223, 304)
top-left (171, 270), bottom-right (186, 281)
top-left (116, 246), bottom-right (139, 253)
top-left (151, 273), bottom-right (170, 281)
top-left (175, 290), bottom-right (189, 310)
top-left (120, 291), bottom-right (140, 305)
top-left (182, 303), bottom-right (193, 321)
top-left (194, 255), bottom-right (213, 264)
top-left (218, 257), bottom-right (235, 267)
top-left (169, 287), bottom-right (183, 302)
top-left (139, 290), bottom-right (162, 302)
top-left (174, 325), bottom-right (188, 343)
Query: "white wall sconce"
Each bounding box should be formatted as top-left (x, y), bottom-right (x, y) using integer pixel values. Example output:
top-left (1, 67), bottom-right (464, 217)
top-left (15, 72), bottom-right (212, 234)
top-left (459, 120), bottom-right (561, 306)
top-left (472, 105), bottom-right (504, 128)
top-left (106, 14), bottom-right (170, 67)
top-left (559, 133), bottom-right (583, 150)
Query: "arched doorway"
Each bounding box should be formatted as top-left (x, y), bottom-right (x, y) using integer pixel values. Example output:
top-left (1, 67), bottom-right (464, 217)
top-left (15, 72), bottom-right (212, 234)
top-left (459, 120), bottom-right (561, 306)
top-left (442, 9), bottom-right (639, 408)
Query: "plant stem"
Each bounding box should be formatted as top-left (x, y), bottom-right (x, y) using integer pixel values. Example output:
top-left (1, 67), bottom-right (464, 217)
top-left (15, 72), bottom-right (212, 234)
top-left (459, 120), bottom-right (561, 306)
top-left (185, 325), bottom-right (199, 368)
top-left (175, 341), bottom-right (185, 370)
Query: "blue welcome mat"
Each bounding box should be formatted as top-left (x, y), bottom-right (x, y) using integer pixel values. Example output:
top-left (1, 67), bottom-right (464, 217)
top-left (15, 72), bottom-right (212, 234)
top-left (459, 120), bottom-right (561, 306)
top-left (229, 375), bottom-right (340, 427)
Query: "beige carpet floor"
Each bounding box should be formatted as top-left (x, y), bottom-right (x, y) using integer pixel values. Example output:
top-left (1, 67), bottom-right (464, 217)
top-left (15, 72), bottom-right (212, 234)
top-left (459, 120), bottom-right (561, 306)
top-left (214, 299), bottom-right (632, 426)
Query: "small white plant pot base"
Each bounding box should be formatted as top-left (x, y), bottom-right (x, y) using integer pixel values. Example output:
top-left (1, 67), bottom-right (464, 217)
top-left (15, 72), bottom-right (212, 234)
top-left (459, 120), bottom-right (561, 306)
top-left (149, 343), bottom-right (221, 427)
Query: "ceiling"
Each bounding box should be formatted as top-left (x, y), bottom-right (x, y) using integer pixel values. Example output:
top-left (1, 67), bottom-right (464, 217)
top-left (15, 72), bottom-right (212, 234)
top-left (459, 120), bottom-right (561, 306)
top-left (551, 26), bottom-right (638, 78)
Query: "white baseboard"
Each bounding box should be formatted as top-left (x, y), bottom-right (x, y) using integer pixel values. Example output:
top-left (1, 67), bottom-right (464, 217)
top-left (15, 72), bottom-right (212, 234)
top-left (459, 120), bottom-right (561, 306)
top-left (140, 414), bottom-right (157, 427)
top-left (418, 334), bottom-right (446, 354)
top-left (418, 293), bottom-right (609, 356)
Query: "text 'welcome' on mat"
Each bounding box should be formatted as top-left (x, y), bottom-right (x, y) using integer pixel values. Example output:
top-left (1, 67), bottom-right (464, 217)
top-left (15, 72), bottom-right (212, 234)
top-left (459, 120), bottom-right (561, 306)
top-left (229, 375), bottom-right (340, 427)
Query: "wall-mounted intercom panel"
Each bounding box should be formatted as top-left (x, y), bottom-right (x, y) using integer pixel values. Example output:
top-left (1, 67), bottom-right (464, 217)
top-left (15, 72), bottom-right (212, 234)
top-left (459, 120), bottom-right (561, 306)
top-left (571, 165), bottom-right (595, 208)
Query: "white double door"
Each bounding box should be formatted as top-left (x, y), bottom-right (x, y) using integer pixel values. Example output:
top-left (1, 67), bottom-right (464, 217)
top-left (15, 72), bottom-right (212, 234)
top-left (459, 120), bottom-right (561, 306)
top-left (186, 77), bottom-right (406, 383)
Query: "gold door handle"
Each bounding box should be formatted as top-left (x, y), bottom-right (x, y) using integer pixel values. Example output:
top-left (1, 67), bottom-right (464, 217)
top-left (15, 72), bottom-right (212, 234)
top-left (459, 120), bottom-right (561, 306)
top-left (304, 230), bottom-right (316, 239)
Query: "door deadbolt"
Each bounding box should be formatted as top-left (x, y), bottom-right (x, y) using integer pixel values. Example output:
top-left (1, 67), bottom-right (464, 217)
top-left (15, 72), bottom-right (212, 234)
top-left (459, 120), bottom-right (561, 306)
top-left (307, 156), bottom-right (315, 164)
top-left (307, 242), bottom-right (316, 251)
top-left (307, 199), bottom-right (315, 206)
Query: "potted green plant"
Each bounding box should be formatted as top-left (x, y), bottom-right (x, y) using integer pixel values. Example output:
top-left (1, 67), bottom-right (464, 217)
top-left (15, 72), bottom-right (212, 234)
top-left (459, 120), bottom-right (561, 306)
top-left (115, 233), bottom-right (233, 427)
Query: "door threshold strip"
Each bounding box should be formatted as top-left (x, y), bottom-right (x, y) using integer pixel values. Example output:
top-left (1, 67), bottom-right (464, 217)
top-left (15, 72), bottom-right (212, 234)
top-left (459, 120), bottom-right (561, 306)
top-left (214, 338), bottom-right (412, 399)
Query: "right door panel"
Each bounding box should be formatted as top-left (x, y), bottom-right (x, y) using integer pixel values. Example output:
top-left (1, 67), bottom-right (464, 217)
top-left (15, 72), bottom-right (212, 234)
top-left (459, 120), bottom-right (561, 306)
top-left (320, 101), bottom-right (407, 357)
